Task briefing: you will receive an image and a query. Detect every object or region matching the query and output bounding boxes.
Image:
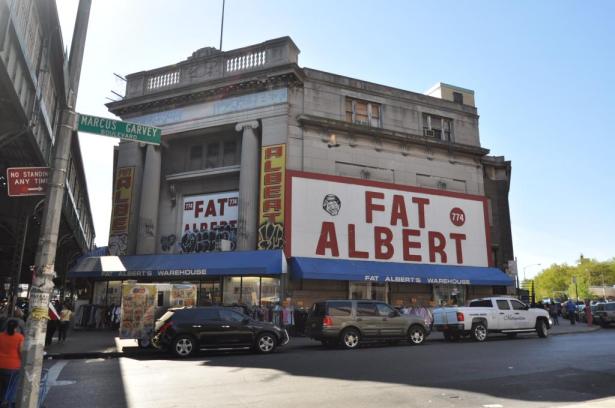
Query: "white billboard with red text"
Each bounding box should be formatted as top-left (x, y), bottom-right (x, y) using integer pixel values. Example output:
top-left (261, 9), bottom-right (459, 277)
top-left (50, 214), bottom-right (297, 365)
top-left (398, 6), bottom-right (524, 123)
top-left (287, 172), bottom-right (492, 267)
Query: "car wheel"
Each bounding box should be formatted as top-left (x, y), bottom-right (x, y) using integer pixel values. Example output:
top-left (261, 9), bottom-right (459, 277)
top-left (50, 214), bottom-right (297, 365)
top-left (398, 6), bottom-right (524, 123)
top-left (536, 319), bottom-right (548, 338)
top-left (255, 332), bottom-right (277, 354)
top-left (471, 322), bottom-right (488, 342)
top-left (340, 328), bottom-right (360, 350)
top-left (506, 333), bottom-right (518, 339)
top-left (173, 335), bottom-right (197, 358)
top-left (407, 325), bottom-right (426, 345)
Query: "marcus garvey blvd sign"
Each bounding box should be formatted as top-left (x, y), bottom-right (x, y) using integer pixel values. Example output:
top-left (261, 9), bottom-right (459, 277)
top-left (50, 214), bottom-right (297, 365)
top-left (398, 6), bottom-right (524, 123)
top-left (77, 113), bottom-right (161, 145)
top-left (6, 167), bottom-right (49, 197)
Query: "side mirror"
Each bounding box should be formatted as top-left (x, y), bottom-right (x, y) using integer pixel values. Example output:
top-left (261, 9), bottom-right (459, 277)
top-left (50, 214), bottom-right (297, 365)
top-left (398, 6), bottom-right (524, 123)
top-left (242, 317), bottom-right (250, 325)
top-left (389, 310), bottom-right (399, 318)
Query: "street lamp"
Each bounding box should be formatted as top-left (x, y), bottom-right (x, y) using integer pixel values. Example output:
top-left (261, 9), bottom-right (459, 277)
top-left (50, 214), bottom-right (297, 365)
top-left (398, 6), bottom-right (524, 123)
top-left (523, 263), bottom-right (542, 282)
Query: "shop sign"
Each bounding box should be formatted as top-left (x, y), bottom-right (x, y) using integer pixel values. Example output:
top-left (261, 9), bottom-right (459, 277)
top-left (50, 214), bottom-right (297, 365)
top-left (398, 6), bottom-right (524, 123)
top-left (181, 191), bottom-right (238, 253)
top-left (288, 171), bottom-right (492, 267)
top-left (258, 144), bottom-right (286, 250)
top-left (108, 167), bottom-right (135, 256)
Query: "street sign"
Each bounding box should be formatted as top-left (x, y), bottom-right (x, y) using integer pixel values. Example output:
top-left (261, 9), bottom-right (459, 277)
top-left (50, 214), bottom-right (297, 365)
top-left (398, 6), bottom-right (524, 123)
top-left (77, 113), bottom-right (161, 145)
top-left (6, 167), bottom-right (49, 197)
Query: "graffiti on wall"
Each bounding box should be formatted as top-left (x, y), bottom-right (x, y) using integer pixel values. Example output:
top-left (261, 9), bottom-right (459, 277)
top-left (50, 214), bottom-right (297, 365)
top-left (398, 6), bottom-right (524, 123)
top-left (160, 234), bottom-right (176, 252)
top-left (257, 144), bottom-right (286, 250)
top-left (180, 224), bottom-right (237, 253)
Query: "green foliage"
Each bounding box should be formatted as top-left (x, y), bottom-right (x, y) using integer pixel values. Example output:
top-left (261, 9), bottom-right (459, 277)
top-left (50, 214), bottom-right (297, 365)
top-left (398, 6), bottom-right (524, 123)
top-left (533, 258), bottom-right (615, 301)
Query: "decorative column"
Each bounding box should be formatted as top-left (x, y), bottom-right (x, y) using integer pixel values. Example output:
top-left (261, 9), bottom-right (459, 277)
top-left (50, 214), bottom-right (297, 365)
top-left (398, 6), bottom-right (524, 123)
top-left (236, 121), bottom-right (260, 251)
top-left (136, 144), bottom-right (161, 254)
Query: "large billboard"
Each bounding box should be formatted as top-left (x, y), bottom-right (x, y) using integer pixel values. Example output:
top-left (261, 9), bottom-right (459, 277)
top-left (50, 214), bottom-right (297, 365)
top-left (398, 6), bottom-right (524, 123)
top-left (258, 144), bottom-right (286, 250)
top-left (287, 171), bottom-right (492, 267)
top-left (181, 192), bottom-right (238, 253)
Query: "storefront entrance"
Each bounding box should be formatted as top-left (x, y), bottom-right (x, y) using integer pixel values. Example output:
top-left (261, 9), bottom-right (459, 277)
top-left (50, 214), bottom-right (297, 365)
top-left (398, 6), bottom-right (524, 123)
top-left (222, 276), bottom-right (280, 307)
top-left (349, 282), bottom-right (388, 302)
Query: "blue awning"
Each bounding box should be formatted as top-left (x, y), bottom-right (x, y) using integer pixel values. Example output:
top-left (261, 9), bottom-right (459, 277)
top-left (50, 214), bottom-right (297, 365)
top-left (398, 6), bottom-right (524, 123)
top-left (290, 257), bottom-right (513, 286)
top-left (69, 250), bottom-right (286, 279)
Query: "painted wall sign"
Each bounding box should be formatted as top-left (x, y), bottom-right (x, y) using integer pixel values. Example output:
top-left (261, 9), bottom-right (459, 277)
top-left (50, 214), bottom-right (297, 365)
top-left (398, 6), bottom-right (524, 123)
top-left (6, 167), bottom-right (49, 197)
top-left (287, 171), bottom-right (492, 267)
top-left (181, 192), bottom-right (239, 253)
top-left (108, 167), bottom-right (135, 256)
top-left (258, 144), bottom-right (286, 250)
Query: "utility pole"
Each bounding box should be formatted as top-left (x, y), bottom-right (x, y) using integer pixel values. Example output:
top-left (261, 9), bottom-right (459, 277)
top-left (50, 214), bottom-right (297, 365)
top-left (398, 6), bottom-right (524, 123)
top-left (17, 1), bottom-right (91, 406)
top-left (219, 0), bottom-right (226, 50)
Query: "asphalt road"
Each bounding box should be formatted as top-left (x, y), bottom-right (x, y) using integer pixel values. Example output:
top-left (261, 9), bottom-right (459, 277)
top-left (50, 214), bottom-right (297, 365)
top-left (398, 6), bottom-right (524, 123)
top-left (43, 329), bottom-right (615, 408)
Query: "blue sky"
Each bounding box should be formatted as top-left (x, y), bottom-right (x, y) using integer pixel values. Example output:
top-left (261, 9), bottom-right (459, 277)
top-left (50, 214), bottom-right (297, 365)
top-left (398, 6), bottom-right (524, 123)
top-left (57, 0), bottom-right (615, 278)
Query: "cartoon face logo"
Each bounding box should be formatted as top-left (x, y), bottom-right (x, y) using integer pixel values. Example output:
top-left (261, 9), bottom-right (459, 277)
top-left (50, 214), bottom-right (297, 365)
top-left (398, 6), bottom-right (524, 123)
top-left (322, 194), bottom-right (341, 216)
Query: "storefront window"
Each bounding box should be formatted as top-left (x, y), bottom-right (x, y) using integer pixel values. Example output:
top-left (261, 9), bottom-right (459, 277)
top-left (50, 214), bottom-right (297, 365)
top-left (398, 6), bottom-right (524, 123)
top-left (349, 282), bottom-right (388, 302)
top-left (260, 277), bottom-right (280, 307)
top-left (222, 277), bottom-right (280, 307)
top-left (223, 277), bottom-right (242, 305)
top-left (241, 277), bottom-right (261, 307)
top-left (198, 282), bottom-right (221, 305)
top-left (433, 284), bottom-right (466, 306)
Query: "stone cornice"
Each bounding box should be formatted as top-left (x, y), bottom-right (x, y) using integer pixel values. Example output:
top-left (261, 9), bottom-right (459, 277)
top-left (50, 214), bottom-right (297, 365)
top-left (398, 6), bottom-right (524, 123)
top-left (107, 65), bottom-right (304, 117)
top-left (296, 114), bottom-right (490, 157)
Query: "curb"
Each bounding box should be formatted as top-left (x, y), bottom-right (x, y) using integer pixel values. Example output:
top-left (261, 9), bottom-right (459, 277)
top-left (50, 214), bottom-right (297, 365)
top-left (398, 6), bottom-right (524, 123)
top-left (45, 349), bottom-right (158, 360)
top-left (549, 326), bottom-right (601, 336)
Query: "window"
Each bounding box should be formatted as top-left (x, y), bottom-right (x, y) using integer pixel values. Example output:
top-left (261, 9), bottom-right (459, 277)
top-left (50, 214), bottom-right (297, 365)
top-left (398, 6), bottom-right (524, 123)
top-left (185, 308), bottom-right (219, 322)
top-left (469, 299), bottom-right (493, 308)
top-left (606, 304), bottom-right (615, 311)
top-left (189, 145), bottom-right (202, 170)
top-left (222, 140), bottom-right (238, 166)
top-left (345, 98), bottom-right (381, 127)
top-left (422, 113), bottom-right (453, 141)
top-left (205, 142), bottom-right (220, 169)
top-left (356, 302), bottom-right (379, 317)
top-left (220, 309), bottom-right (246, 323)
top-left (375, 303), bottom-right (394, 317)
top-left (511, 300), bottom-right (527, 310)
top-left (496, 300), bottom-right (511, 310)
top-left (453, 91), bottom-right (464, 104)
top-left (327, 301), bottom-right (352, 316)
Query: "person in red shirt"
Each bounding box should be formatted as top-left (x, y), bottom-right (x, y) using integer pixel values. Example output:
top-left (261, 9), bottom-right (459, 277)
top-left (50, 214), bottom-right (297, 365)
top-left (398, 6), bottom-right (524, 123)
top-left (0, 320), bottom-right (24, 401)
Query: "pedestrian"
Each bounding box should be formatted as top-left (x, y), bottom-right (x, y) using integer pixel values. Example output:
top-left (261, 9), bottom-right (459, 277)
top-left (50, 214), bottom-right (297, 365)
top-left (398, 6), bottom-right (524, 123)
top-left (45, 301), bottom-right (61, 346)
top-left (566, 300), bottom-right (576, 325)
top-left (584, 300), bottom-right (593, 326)
top-left (58, 304), bottom-right (73, 343)
top-left (549, 303), bottom-right (559, 326)
top-left (0, 320), bottom-right (24, 402)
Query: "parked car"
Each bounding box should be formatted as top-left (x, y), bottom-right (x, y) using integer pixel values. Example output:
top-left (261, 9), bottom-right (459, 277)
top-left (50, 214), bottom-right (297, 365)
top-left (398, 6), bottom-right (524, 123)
top-left (304, 300), bottom-right (429, 349)
top-left (594, 302), bottom-right (615, 327)
top-left (432, 297), bottom-right (552, 342)
top-left (151, 306), bottom-right (289, 357)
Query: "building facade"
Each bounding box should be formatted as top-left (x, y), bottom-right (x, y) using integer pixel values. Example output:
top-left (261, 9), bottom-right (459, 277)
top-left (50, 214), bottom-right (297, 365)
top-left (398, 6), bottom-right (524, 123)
top-left (74, 37), bottom-right (513, 308)
top-left (0, 0), bottom-right (95, 296)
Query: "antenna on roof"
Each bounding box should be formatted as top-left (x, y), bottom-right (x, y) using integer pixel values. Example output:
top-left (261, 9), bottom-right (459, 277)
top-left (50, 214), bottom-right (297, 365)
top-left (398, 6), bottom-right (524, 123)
top-left (219, 0), bottom-right (226, 51)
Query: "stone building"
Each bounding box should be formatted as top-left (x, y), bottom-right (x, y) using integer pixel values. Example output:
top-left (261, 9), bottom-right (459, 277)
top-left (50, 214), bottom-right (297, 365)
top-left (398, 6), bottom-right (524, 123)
top-left (73, 37), bottom-right (513, 308)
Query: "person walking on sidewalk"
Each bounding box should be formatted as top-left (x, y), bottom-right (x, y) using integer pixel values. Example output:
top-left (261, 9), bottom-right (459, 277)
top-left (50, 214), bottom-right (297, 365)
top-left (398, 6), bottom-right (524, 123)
top-left (549, 303), bottom-right (559, 325)
top-left (58, 303), bottom-right (73, 343)
top-left (0, 320), bottom-right (24, 402)
top-left (45, 301), bottom-right (61, 346)
top-left (566, 299), bottom-right (576, 325)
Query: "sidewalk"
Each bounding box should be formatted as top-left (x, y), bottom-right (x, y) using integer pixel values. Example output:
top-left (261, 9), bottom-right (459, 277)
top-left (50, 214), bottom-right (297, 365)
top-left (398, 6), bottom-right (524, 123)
top-left (44, 329), bottom-right (153, 359)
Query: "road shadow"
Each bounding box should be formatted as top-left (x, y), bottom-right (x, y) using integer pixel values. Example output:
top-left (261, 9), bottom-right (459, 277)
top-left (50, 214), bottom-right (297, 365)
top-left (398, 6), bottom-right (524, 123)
top-left (43, 358), bottom-right (129, 408)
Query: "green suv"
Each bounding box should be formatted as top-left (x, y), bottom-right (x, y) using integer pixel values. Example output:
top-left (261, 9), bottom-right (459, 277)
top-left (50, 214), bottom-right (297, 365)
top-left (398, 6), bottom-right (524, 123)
top-left (305, 300), bottom-right (429, 349)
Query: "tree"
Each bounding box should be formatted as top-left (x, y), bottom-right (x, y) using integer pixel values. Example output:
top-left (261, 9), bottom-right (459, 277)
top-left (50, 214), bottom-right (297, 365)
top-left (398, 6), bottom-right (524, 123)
top-left (534, 258), bottom-right (615, 301)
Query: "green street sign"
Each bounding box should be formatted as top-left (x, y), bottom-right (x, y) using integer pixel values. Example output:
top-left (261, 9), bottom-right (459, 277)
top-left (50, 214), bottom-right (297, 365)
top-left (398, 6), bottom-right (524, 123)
top-left (77, 113), bottom-right (161, 145)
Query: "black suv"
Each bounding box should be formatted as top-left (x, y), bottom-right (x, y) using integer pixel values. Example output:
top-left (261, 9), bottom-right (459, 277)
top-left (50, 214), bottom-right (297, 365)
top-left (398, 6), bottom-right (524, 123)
top-left (152, 307), bottom-right (289, 357)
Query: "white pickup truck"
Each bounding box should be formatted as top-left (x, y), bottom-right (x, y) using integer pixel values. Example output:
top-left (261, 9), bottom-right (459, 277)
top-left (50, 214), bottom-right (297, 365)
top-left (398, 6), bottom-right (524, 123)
top-left (432, 297), bottom-right (552, 342)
